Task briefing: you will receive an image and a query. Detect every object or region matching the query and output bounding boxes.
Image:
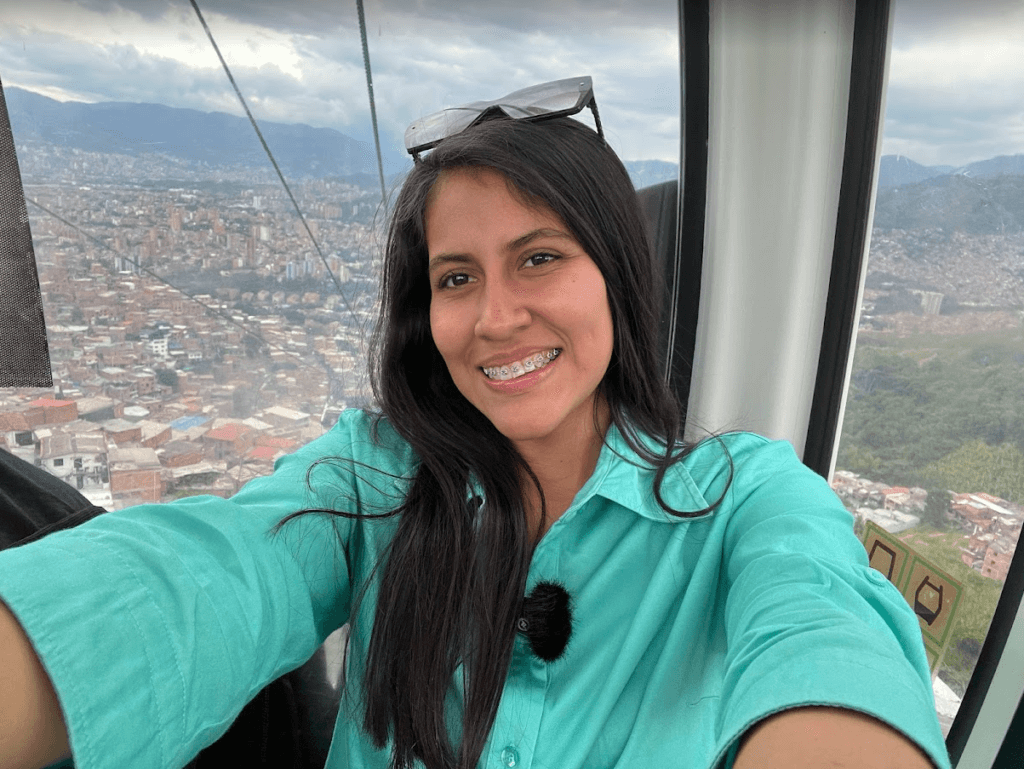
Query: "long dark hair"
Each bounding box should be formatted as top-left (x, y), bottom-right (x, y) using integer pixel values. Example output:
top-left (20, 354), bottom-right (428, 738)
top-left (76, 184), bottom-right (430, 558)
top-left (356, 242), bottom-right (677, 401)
top-left (291, 116), bottom-right (720, 768)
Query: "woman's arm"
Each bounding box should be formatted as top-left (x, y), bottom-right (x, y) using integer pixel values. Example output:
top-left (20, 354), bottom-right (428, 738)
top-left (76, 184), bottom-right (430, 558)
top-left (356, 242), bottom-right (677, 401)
top-left (733, 706), bottom-right (935, 769)
top-left (708, 434), bottom-right (950, 769)
top-left (0, 600), bottom-right (70, 769)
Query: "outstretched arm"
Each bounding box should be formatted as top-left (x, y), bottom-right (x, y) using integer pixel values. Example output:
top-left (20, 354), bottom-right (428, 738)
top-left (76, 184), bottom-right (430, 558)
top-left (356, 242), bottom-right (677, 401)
top-left (0, 600), bottom-right (70, 769)
top-left (734, 705), bottom-right (935, 768)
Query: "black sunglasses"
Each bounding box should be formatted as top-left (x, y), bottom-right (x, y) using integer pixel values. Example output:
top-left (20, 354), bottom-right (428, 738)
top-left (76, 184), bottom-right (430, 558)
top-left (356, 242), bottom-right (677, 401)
top-left (404, 76), bottom-right (604, 161)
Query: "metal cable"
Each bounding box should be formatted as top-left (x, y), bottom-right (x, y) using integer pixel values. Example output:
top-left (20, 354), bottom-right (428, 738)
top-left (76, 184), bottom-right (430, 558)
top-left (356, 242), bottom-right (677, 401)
top-left (188, 0), bottom-right (364, 336)
top-left (356, 0), bottom-right (388, 205)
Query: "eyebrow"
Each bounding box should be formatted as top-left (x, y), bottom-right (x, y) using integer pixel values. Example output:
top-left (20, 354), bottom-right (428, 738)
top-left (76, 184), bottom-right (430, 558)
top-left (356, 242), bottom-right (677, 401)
top-left (427, 228), bottom-right (573, 273)
top-left (507, 227), bottom-right (572, 251)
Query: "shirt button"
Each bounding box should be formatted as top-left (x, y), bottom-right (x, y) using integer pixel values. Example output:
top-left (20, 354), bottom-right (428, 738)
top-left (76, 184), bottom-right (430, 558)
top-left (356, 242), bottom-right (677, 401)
top-left (500, 745), bottom-right (520, 767)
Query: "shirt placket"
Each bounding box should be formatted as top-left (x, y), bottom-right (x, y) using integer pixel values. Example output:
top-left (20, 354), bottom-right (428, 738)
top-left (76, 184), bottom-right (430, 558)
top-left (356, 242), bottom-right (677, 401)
top-left (481, 543), bottom-right (565, 769)
top-left (480, 634), bottom-right (547, 768)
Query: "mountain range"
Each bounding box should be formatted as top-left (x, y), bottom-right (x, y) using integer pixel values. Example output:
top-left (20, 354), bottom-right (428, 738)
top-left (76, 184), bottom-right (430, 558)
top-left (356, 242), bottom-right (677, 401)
top-left (4, 86), bottom-right (399, 180)
top-left (3, 86), bottom-right (678, 190)
top-left (876, 153), bottom-right (1024, 188)
top-left (5, 86), bottom-right (1024, 231)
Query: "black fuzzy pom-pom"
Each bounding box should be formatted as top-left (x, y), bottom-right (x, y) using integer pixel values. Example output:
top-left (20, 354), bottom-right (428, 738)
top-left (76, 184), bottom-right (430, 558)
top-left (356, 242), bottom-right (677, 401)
top-left (517, 581), bottom-right (573, 662)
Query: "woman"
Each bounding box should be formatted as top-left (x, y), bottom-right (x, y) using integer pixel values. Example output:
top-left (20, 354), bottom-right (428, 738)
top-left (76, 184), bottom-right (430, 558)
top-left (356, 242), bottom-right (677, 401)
top-left (0, 80), bottom-right (948, 769)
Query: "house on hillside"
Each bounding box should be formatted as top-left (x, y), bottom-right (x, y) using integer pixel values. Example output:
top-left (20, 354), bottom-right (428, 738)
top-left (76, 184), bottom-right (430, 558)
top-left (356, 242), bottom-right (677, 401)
top-left (951, 492), bottom-right (1022, 581)
top-left (108, 446), bottom-right (163, 506)
top-left (38, 433), bottom-right (108, 491)
top-left (202, 422), bottom-right (257, 462)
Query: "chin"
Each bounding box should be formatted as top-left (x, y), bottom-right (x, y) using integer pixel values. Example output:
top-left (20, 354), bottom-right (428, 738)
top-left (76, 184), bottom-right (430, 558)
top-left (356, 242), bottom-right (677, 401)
top-left (481, 401), bottom-right (598, 448)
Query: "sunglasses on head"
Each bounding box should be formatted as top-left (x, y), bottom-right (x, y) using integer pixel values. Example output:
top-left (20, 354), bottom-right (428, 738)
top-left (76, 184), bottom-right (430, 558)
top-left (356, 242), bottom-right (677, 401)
top-left (404, 76), bottom-right (604, 161)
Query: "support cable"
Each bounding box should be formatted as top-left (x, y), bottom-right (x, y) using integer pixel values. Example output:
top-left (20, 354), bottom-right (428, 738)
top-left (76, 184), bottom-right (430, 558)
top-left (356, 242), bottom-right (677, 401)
top-left (356, 0), bottom-right (388, 205)
top-left (188, 0), bottom-right (362, 335)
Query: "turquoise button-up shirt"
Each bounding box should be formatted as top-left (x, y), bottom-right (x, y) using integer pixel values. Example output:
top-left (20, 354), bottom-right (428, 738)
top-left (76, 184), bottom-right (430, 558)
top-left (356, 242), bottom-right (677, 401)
top-left (0, 409), bottom-right (950, 769)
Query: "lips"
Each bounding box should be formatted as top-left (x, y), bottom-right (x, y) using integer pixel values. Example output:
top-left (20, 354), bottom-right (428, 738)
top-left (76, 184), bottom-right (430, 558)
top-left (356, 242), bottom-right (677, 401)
top-left (481, 348), bottom-right (561, 380)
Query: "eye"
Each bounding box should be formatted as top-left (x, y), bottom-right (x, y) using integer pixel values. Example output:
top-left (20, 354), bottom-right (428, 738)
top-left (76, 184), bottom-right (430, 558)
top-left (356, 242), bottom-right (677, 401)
top-left (438, 272), bottom-right (474, 289)
top-left (525, 252), bottom-right (559, 268)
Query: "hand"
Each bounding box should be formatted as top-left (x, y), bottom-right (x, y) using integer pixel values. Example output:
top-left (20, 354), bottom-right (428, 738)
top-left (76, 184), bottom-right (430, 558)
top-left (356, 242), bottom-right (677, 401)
top-left (733, 706), bottom-right (936, 769)
top-left (0, 600), bottom-right (71, 769)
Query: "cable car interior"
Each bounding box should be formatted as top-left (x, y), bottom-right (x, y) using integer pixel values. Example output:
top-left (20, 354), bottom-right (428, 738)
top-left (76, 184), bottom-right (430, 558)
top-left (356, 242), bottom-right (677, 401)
top-left (0, 1), bottom-right (1021, 767)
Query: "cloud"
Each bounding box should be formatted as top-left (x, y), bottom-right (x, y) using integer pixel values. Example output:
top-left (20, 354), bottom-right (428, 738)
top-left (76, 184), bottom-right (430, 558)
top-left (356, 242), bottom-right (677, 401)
top-left (9, 0), bottom-right (1024, 169)
top-left (0, 0), bottom-right (681, 162)
top-left (891, 0), bottom-right (1024, 46)
top-left (881, 0), bottom-right (1024, 166)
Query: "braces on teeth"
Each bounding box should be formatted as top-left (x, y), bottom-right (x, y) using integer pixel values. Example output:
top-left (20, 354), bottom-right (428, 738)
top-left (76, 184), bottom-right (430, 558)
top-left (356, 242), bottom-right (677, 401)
top-left (483, 349), bottom-right (561, 380)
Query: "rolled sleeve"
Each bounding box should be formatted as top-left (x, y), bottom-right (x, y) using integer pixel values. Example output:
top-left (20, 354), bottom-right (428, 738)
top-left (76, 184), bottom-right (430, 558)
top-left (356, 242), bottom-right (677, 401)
top-left (716, 437), bottom-right (951, 769)
top-left (0, 415), bottom-right (369, 769)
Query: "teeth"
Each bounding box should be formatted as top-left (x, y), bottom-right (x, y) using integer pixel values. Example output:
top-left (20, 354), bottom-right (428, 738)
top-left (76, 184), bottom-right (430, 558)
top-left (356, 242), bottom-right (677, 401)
top-left (483, 349), bottom-right (561, 380)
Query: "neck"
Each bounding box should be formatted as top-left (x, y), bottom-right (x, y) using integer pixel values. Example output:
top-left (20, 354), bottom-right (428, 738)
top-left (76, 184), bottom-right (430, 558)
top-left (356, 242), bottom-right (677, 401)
top-left (516, 400), bottom-right (611, 542)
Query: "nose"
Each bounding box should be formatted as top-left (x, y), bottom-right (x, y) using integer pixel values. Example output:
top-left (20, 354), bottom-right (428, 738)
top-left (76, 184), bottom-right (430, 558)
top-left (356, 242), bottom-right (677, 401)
top-left (474, 276), bottom-right (530, 339)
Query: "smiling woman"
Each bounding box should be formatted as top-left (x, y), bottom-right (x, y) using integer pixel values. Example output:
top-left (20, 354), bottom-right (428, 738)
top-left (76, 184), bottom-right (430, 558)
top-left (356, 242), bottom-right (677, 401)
top-left (426, 168), bottom-right (614, 505)
top-left (0, 27), bottom-right (953, 769)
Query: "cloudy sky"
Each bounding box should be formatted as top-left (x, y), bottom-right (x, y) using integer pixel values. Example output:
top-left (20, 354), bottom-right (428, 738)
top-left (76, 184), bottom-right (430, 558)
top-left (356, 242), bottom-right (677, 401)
top-left (0, 0), bottom-right (1021, 168)
top-left (0, 0), bottom-right (680, 165)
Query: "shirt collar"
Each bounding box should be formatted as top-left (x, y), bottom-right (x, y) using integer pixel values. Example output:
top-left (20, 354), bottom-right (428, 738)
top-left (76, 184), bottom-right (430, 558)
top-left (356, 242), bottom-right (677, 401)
top-left (564, 424), bottom-right (712, 523)
top-left (466, 424), bottom-right (712, 523)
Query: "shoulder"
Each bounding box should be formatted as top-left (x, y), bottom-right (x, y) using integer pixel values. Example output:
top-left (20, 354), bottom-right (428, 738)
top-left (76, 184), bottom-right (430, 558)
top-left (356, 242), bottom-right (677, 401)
top-left (684, 430), bottom-right (795, 468)
top-left (666, 431), bottom-right (819, 514)
top-left (266, 408), bottom-right (418, 501)
top-left (604, 428), bottom-right (810, 519)
top-left (285, 408), bottom-right (415, 468)
top-left (241, 409), bottom-right (417, 518)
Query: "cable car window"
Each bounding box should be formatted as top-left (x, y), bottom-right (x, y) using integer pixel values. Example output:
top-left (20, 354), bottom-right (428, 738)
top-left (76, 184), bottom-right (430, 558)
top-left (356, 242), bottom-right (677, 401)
top-left (833, 0), bottom-right (1024, 738)
top-left (0, 1), bottom-right (680, 508)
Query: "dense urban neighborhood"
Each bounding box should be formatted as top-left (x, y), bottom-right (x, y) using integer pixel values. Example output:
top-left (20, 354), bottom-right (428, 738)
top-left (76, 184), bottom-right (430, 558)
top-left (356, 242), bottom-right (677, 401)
top-left (1, 171), bottom-right (382, 507)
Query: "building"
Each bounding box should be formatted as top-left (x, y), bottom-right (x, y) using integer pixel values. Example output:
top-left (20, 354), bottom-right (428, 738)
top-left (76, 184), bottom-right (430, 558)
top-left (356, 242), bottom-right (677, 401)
top-left (202, 422), bottom-right (257, 462)
top-left (981, 539), bottom-right (1015, 582)
top-left (158, 440), bottom-right (204, 468)
top-left (108, 446), bottom-right (163, 506)
top-left (951, 493), bottom-right (1023, 581)
top-left (27, 398), bottom-right (78, 426)
top-left (857, 506), bottom-right (921, 534)
top-left (138, 420), bottom-right (172, 449)
top-left (102, 418), bottom-right (143, 445)
top-left (38, 433), bottom-right (108, 491)
top-left (76, 396), bottom-right (122, 422)
top-left (261, 405), bottom-right (311, 431)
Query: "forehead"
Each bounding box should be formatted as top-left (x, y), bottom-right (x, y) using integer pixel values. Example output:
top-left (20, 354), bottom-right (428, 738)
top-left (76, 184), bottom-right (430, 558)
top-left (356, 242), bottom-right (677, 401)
top-left (424, 168), bottom-right (564, 249)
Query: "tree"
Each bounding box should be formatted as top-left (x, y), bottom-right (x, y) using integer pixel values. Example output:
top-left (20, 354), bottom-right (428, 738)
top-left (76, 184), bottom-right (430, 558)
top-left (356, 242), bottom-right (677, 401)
top-left (155, 368), bottom-right (178, 391)
top-left (836, 443), bottom-right (883, 479)
top-left (921, 488), bottom-right (950, 530)
top-left (923, 440), bottom-right (1024, 504)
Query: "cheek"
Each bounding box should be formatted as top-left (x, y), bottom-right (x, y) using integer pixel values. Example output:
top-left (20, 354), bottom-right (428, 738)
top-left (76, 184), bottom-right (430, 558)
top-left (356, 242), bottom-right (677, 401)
top-left (589, 289), bottom-right (615, 365)
top-left (428, 300), bottom-right (462, 368)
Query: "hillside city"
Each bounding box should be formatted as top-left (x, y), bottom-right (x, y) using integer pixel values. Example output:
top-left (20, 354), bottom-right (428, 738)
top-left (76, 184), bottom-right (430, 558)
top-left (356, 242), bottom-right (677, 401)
top-left (1, 162), bottom-right (383, 508)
